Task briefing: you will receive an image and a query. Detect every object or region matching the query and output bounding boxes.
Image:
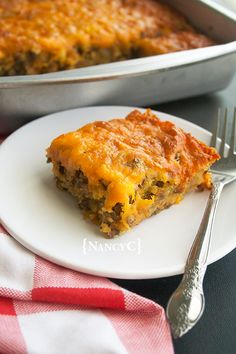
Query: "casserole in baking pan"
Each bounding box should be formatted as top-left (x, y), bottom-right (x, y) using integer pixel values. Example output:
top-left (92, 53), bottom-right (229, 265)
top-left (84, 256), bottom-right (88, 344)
top-left (0, 0), bottom-right (215, 76)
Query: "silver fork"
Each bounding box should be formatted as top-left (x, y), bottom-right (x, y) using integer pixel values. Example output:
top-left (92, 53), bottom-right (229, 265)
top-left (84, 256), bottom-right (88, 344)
top-left (166, 108), bottom-right (236, 339)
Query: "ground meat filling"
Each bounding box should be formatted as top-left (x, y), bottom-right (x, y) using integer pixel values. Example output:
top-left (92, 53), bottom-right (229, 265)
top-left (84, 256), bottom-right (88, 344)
top-left (99, 203), bottom-right (124, 238)
top-left (52, 159), bottom-right (210, 237)
top-left (54, 162), bottom-right (124, 237)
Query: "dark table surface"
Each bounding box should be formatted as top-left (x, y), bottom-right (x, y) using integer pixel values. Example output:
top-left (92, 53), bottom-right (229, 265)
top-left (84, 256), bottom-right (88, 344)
top-left (113, 74), bottom-right (236, 354)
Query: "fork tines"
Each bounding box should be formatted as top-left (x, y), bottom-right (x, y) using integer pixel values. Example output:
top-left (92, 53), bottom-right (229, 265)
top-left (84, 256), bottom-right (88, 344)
top-left (211, 107), bottom-right (236, 157)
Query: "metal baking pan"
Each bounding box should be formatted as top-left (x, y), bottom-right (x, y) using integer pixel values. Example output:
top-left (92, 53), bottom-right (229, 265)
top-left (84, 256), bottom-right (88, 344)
top-left (0, 0), bottom-right (236, 134)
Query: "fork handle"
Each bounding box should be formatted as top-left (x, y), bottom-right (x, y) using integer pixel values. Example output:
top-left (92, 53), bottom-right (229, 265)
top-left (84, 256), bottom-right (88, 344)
top-left (167, 181), bottom-right (224, 338)
top-left (184, 181), bottom-right (224, 289)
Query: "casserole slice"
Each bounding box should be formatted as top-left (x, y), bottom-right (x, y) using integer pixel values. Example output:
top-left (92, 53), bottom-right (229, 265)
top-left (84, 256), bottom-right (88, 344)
top-left (46, 110), bottom-right (220, 237)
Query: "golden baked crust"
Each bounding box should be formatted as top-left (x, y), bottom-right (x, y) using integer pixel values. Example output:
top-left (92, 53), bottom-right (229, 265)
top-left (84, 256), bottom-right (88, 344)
top-left (0, 0), bottom-right (215, 75)
top-left (46, 109), bottom-right (220, 237)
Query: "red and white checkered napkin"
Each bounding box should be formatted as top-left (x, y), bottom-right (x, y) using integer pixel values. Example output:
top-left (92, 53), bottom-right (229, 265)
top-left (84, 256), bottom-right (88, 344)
top-left (0, 225), bottom-right (173, 354)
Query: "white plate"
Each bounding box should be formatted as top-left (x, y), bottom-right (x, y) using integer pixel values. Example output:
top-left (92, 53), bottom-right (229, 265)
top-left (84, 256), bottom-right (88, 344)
top-left (0, 106), bottom-right (235, 279)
